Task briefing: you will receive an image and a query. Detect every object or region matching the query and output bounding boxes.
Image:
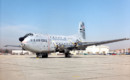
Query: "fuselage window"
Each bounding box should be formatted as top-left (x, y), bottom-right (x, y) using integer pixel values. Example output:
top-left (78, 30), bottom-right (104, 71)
top-left (41, 39), bottom-right (47, 42)
top-left (33, 39), bottom-right (35, 42)
top-left (36, 39), bottom-right (40, 42)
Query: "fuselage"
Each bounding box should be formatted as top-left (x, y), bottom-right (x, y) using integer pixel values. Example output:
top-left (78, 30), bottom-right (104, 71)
top-left (11, 22), bottom-right (130, 58)
top-left (21, 33), bottom-right (79, 53)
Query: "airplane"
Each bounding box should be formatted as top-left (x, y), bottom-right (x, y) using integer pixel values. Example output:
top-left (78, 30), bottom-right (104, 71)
top-left (5, 22), bottom-right (129, 58)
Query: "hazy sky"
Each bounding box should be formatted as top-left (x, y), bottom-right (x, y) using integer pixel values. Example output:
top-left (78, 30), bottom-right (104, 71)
top-left (0, 0), bottom-right (130, 50)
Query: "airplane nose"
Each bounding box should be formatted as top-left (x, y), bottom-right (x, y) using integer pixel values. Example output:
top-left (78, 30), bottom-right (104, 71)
top-left (21, 43), bottom-right (25, 47)
top-left (21, 41), bottom-right (27, 51)
top-left (19, 37), bottom-right (25, 42)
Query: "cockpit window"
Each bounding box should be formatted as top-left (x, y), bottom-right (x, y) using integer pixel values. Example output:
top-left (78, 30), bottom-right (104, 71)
top-left (19, 33), bottom-right (33, 42)
top-left (24, 33), bottom-right (33, 38)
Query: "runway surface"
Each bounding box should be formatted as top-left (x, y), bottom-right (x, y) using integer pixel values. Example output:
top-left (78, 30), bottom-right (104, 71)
top-left (0, 55), bottom-right (130, 80)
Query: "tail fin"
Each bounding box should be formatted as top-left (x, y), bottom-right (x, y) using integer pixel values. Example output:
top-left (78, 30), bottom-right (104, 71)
top-left (79, 22), bottom-right (86, 40)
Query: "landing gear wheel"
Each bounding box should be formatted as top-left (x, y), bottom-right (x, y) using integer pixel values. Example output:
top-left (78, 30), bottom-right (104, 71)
top-left (65, 53), bottom-right (71, 58)
top-left (36, 53), bottom-right (40, 58)
top-left (64, 49), bottom-right (71, 58)
top-left (42, 53), bottom-right (48, 58)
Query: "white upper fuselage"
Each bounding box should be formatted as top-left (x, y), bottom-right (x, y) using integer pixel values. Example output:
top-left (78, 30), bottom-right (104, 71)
top-left (21, 33), bottom-right (79, 53)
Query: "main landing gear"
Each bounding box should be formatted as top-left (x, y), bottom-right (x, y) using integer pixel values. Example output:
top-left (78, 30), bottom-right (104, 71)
top-left (36, 49), bottom-right (71, 58)
top-left (36, 53), bottom-right (48, 58)
top-left (64, 49), bottom-right (71, 58)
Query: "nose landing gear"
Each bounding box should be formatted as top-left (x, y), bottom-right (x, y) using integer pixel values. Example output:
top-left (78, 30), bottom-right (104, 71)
top-left (36, 53), bottom-right (48, 58)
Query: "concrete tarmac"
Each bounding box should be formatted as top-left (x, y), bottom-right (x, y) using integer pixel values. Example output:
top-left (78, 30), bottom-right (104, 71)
top-left (0, 55), bottom-right (130, 80)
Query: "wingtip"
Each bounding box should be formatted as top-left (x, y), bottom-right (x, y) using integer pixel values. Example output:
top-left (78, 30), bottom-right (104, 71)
top-left (125, 38), bottom-right (130, 40)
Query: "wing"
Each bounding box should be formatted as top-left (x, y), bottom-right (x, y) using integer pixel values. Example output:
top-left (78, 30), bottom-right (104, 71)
top-left (75, 38), bottom-right (129, 50)
top-left (4, 45), bottom-right (21, 47)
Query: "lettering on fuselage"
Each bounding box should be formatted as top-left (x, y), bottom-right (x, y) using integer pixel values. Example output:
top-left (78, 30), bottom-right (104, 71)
top-left (31, 39), bottom-right (47, 42)
top-left (52, 37), bottom-right (67, 41)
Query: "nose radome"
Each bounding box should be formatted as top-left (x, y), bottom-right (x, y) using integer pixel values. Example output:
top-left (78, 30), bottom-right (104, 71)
top-left (19, 37), bottom-right (25, 42)
top-left (19, 36), bottom-right (28, 43)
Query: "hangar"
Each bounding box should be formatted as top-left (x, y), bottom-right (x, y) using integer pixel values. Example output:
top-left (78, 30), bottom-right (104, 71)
top-left (70, 45), bottom-right (109, 55)
top-left (12, 50), bottom-right (33, 55)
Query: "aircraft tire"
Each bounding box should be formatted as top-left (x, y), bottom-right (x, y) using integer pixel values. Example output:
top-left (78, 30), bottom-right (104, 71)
top-left (64, 49), bottom-right (71, 58)
top-left (65, 53), bottom-right (71, 58)
top-left (42, 53), bottom-right (48, 58)
top-left (36, 53), bottom-right (40, 58)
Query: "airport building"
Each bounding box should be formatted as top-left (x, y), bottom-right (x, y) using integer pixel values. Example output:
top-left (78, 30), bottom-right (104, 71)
top-left (70, 45), bottom-right (109, 55)
top-left (110, 48), bottom-right (130, 55)
top-left (12, 50), bottom-right (33, 55)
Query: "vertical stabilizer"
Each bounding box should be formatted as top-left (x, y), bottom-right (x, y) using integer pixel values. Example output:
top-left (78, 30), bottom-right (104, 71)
top-left (79, 22), bottom-right (86, 41)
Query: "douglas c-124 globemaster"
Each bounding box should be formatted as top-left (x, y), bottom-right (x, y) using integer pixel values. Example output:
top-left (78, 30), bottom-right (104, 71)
top-left (6, 22), bottom-right (130, 58)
